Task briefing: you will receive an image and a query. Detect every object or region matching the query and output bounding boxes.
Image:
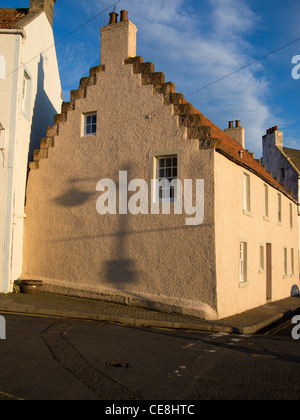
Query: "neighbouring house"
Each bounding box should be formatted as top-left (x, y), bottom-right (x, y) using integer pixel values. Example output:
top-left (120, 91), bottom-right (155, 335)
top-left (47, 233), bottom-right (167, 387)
top-left (20, 11), bottom-right (299, 319)
top-left (0, 0), bottom-right (62, 293)
top-left (261, 127), bottom-right (300, 259)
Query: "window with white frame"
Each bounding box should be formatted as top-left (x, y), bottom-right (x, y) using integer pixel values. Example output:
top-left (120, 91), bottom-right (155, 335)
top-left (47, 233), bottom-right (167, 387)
top-left (259, 245), bottom-right (265, 272)
top-left (84, 112), bottom-right (97, 136)
top-left (278, 194), bottom-right (282, 223)
top-left (0, 56), bottom-right (5, 80)
top-left (290, 203), bottom-right (293, 230)
top-left (283, 247), bottom-right (288, 277)
top-left (239, 242), bottom-right (248, 283)
top-left (243, 173), bottom-right (251, 213)
top-left (156, 155), bottom-right (178, 202)
top-left (264, 184), bottom-right (269, 219)
top-left (291, 249), bottom-right (295, 275)
top-left (21, 70), bottom-right (31, 115)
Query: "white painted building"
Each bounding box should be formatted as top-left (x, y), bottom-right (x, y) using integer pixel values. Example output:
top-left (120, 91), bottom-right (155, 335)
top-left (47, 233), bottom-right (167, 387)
top-left (0, 0), bottom-right (62, 293)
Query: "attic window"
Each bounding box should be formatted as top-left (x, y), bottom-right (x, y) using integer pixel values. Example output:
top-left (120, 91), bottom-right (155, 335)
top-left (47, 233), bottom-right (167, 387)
top-left (83, 112), bottom-right (97, 136)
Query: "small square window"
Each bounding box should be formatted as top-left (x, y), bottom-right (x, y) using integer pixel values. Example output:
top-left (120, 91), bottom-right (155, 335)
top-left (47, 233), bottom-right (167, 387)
top-left (84, 112), bottom-right (97, 136)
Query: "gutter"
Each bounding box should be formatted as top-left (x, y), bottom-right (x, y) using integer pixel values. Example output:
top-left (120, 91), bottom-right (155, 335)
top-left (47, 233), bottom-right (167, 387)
top-left (0, 29), bottom-right (26, 38)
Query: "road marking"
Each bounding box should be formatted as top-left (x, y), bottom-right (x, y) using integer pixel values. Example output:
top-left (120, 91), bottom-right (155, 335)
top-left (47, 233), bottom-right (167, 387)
top-left (264, 319), bottom-right (292, 335)
top-left (0, 390), bottom-right (24, 400)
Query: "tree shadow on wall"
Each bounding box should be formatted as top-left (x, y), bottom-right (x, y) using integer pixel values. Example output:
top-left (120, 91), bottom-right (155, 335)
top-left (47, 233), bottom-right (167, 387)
top-left (102, 165), bottom-right (139, 288)
top-left (52, 178), bottom-right (98, 207)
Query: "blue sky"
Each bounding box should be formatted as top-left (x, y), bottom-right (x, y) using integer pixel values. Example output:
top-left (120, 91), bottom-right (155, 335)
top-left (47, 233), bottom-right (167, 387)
top-left (3, 0), bottom-right (300, 157)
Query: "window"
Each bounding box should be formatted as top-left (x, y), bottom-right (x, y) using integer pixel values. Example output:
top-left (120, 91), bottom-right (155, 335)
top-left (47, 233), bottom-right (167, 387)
top-left (283, 247), bottom-right (288, 277)
top-left (239, 242), bottom-right (248, 283)
top-left (264, 185), bottom-right (269, 219)
top-left (259, 245), bottom-right (265, 272)
top-left (21, 70), bottom-right (31, 115)
top-left (289, 204), bottom-right (293, 228)
top-left (243, 173), bottom-right (251, 213)
top-left (84, 112), bottom-right (97, 136)
top-left (280, 167), bottom-right (285, 181)
top-left (0, 56), bottom-right (5, 80)
top-left (291, 249), bottom-right (295, 276)
top-left (156, 156), bottom-right (178, 202)
top-left (277, 194), bottom-right (282, 224)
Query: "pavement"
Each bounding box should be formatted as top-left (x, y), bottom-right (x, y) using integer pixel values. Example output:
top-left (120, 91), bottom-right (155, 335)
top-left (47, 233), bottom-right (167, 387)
top-left (0, 291), bottom-right (300, 334)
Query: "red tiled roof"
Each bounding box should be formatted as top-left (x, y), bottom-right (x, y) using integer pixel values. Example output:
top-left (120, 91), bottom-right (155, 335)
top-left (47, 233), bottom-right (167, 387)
top-left (0, 8), bottom-right (29, 29)
top-left (185, 101), bottom-right (295, 201)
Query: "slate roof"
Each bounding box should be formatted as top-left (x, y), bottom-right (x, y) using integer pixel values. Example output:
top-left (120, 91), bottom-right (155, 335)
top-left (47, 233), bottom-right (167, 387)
top-left (283, 147), bottom-right (300, 173)
top-left (0, 8), bottom-right (29, 29)
top-left (183, 100), bottom-right (295, 201)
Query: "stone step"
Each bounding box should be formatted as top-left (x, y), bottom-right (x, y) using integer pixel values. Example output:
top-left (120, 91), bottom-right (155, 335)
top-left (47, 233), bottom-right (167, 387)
top-left (187, 125), bottom-right (212, 139)
top-left (178, 114), bottom-right (204, 127)
top-left (46, 125), bottom-right (58, 137)
top-left (163, 92), bottom-right (184, 105)
top-left (79, 75), bottom-right (95, 89)
top-left (154, 82), bottom-right (176, 95)
top-left (89, 64), bottom-right (105, 76)
top-left (133, 62), bottom-right (155, 74)
top-left (124, 56), bottom-right (144, 65)
top-left (70, 88), bottom-right (85, 102)
top-left (141, 72), bottom-right (165, 87)
top-left (173, 103), bottom-right (194, 115)
top-left (61, 101), bottom-right (74, 113)
top-left (54, 113), bottom-right (67, 125)
top-left (40, 137), bottom-right (54, 149)
top-left (33, 148), bottom-right (48, 162)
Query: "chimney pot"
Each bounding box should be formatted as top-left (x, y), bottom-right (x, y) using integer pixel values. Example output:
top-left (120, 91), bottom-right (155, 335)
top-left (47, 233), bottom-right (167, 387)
top-left (120, 10), bottom-right (128, 21)
top-left (228, 121), bottom-right (233, 129)
top-left (109, 12), bottom-right (118, 24)
top-left (235, 120), bottom-right (240, 128)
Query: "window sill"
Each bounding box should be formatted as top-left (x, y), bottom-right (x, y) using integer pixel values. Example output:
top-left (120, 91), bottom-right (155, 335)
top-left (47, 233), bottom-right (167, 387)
top-left (259, 269), bottom-right (265, 274)
top-left (243, 210), bottom-right (252, 217)
top-left (283, 275), bottom-right (288, 279)
top-left (277, 221), bottom-right (282, 226)
top-left (239, 281), bottom-right (249, 288)
top-left (263, 216), bottom-right (270, 222)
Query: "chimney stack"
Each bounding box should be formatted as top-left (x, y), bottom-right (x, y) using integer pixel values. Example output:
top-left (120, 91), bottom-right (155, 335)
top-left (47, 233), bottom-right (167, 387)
top-left (224, 120), bottom-right (245, 148)
top-left (100, 10), bottom-right (137, 70)
top-left (263, 126), bottom-right (283, 147)
top-left (29, 0), bottom-right (56, 27)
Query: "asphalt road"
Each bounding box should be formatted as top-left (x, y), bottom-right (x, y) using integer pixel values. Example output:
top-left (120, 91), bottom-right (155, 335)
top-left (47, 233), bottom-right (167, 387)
top-left (0, 312), bottom-right (299, 401)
